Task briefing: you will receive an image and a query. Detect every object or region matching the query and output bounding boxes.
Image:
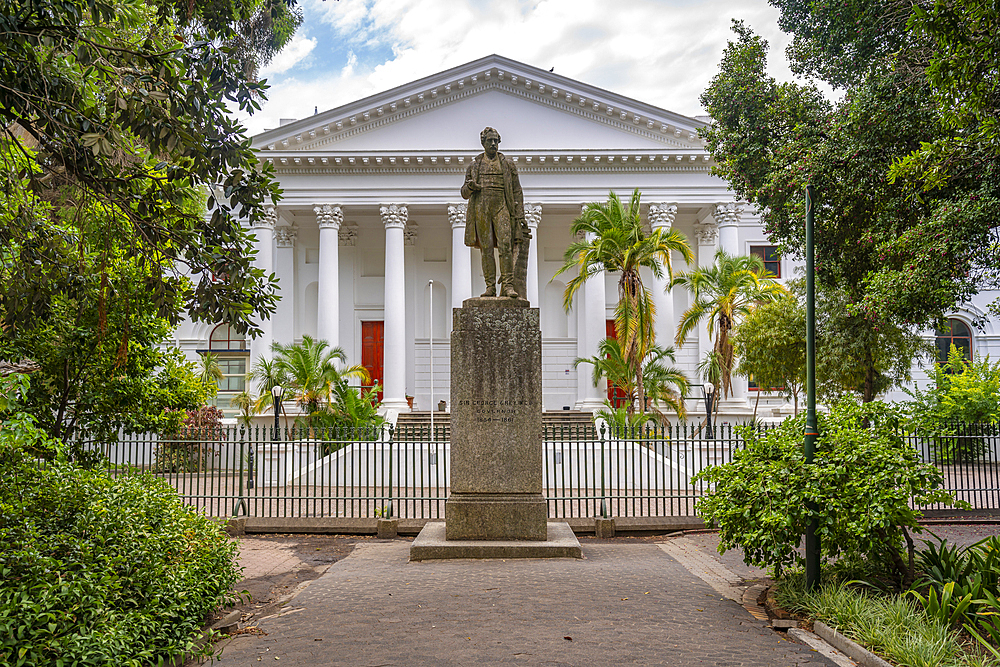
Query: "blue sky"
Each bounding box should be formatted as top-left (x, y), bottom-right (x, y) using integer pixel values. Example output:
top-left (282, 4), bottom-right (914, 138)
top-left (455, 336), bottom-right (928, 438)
top-left (239, 0), bottom-right (814, 136)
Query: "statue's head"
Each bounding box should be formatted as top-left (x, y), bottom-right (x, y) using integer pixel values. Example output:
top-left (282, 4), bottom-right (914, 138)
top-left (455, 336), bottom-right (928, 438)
top-left (480, 127), bottom-right (500, 158)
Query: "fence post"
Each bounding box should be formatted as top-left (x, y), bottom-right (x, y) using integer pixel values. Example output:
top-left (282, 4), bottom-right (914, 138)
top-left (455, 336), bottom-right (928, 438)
top-left (386, 424), bottom-right (394, 519)
top-left (232, 426), bottom-right (249, 517)
top-left (599, 422), bottom-right (608, 519)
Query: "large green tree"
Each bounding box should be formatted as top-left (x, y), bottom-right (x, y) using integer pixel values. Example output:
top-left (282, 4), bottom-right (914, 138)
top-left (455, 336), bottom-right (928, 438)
top-left (557, 190), bottom-right (693, 415)
top-left (773, 0), bottom-right (1000, 193)
top-left (1, 0), bottom-right (302, 336)
top-left (0, 147), bottom-right (214, 440)
top-left (700, 19), bottom-right (999, 398)
top-left (1, 0), bottom-right (303, 439)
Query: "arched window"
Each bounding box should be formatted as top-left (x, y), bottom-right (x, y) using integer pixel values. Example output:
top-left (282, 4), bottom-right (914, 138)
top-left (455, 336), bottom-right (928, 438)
top-left (209, 324), bottom-right (247, 351)
top-left (206, 324), bottom-right (249, 415)
top-left (936, 318), bottom-right (972, 364)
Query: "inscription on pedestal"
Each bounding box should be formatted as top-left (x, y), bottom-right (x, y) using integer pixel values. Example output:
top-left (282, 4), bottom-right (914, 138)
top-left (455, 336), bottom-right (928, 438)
top-left (457, 399), bottom-right (528, 424)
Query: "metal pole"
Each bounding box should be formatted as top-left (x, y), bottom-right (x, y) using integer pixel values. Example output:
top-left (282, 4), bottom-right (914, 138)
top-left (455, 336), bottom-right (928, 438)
top-left (704, 382), bottom-right (715, 439)
top-left (805, 184), bottom-right (821, 591)
top-left (428, 280), bottom-right (434, 442)
top-left (272, 387), bottom-right (282, 440)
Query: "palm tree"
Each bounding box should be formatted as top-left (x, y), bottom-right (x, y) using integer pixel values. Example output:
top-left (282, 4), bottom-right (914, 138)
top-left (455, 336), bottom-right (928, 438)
top-left (556, 189), bottom-right (694, 414)
top-left (575, 338), bottom-right (689, 420)
top-left (230, 382), bottom-right (258, 428)
top-left (246, 356), bottom-right (285, 416)
top-left (673, 249), bottom-right (789, 399)
top-left (270, 335), bottom-right (370, 419)
top-left (198, 352), bottom-right (224, 398)
top-left (642, 345), bottom-right (690, 421)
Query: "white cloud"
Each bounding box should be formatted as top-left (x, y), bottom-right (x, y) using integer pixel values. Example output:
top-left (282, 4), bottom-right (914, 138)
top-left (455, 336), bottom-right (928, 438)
top-left (342, 50), bottom-right (359, 77)
top-left (239, 0), bottom-right (820, 135)
top-left (259, 33), bottom-right (318, 77)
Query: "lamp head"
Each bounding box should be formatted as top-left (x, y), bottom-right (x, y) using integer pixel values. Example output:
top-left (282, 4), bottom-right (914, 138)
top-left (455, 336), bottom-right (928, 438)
top-left (272, 384), bottom-right (284, 400)
top-left (705, 382), bottom-right (715, 396)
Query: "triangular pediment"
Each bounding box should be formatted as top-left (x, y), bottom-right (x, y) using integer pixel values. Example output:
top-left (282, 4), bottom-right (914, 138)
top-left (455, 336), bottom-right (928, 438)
top-left (253, 55), bottom-right (706, 155)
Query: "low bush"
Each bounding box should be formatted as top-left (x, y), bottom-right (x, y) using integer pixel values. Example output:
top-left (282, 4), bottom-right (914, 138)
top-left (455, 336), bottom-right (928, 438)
top-left (1, 378), bottom-right (241, 666)
top-left (694, 399), bottom-right (960, 586)
top-left (155, 405), bottom-right (225, 472)
top-left (912, 535), bottom-right (1000, 658)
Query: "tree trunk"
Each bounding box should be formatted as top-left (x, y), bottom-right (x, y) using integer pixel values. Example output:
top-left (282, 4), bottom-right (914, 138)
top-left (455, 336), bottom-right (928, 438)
top-left (635, 365), bottom-right (645, 418)
top-left (863, 349), bottom-right (876, 404)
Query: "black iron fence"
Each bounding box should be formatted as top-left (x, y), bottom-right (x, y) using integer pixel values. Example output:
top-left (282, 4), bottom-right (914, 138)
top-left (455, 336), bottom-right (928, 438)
top-left (69, 421), bottom-right (1000, 519)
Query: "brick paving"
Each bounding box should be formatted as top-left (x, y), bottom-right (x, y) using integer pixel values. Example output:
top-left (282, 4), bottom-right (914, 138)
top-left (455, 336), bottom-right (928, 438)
top-left (217, 541), bottom-right (838, 666)
top-left (239, 537), bottom-right (320, 579)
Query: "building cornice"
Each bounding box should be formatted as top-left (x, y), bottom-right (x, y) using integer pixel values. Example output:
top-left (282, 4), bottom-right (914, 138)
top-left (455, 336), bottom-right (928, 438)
top-left (261, 149), bottom-right (713, 175)
top-left (254, 58), bottom-right (708, 152)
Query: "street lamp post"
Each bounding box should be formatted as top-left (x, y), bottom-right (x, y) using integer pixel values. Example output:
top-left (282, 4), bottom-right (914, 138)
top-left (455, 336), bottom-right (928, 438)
top-left (804, 184), bottom-right (821, 591)
top-left (704, 382), bottom-right (716, 439)
top-left (272, 384), bottom-right (284, 439)
top-left (428, 279), bottom-right (434, 442)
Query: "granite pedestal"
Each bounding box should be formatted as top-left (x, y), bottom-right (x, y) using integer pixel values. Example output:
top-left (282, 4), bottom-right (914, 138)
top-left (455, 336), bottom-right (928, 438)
top-left (410, 296), bottom-right (580, 559)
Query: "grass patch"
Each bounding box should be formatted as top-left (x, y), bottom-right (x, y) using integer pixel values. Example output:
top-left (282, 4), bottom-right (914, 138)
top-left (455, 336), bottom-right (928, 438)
top-left (776, 573), bottom-right (996, 667)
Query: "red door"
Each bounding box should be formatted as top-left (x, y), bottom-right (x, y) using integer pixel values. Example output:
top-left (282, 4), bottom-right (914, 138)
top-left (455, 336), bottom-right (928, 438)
top-left (606, 320), bottom-right (629, 409)
top-left (361, 321), bottom-right (385, 402)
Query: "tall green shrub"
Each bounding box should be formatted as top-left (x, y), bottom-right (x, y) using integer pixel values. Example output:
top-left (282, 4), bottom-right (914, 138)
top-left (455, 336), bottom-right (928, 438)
top-left (0, 376), bottom-right (241, 666)
top-left (694, 400), bottom-right (960, 585)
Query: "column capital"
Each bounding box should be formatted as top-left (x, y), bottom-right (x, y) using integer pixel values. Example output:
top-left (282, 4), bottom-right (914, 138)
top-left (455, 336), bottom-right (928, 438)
top-left (275, 225), bottom-right (297, 248)
top-left (693, 220), bottom-right (719, 245)
top-left (447, 203), bottom-right (467, 229)
top-left (380, 204), bottom-right (408, 229)
top-left (314, 204), bottom-right (343, 230)
top-left (523, 203), bottom-right (542, 229)
top-left (648, 202), bottom-right (678, 230)
top-left (404, 223), bottom-right (418, 246)
top-left (339, 226), bottom-right (357, 246)
top-left (712, 201), bottom-right (743, 228)
top-left (252, 205), bottom-right (277, 230)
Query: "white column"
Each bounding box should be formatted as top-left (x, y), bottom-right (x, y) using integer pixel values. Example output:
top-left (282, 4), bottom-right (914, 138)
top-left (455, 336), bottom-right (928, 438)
top-left (524, 203), bottom-right (542, 306)
top-left (715, 202), bottom-right (742, 257)
top-left (273, 225), bottom-right (297, 346)
top-left (576, 229), bottom-right (608, 412)
top-left (448, 203), bottom-right (472, 309)
top-left (648, 203), bottom-right (677, 352)
top-left (576, 283), bottom-right (589, 409)
top-left (315, 204), bottom-right (342, 348)
top-left (249, 206), bottom-right (276, 366)
top-left (381, 204), bottom-right (409, 413)
top-left (693, 218), bottom-right (719, 384)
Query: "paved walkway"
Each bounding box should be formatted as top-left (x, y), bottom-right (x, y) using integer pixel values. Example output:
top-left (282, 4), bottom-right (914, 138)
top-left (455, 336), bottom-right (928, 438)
top-left (218, 539), bottom-right (839, 666)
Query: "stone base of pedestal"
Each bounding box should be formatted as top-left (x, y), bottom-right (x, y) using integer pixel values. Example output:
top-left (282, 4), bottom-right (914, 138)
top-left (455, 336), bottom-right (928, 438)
top-left (410, 522), bottom-right (582, 561)
top-left (445, 493), bottom-right (547, 541)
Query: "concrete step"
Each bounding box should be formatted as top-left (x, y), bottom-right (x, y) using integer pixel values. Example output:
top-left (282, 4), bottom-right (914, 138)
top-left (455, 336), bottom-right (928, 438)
top-left (394, 410), bottom-right (597, 439)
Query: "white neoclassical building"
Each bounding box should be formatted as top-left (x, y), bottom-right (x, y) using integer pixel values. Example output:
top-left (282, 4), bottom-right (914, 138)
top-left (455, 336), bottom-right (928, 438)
top-left (171, 55), bottom-right (1000, 419)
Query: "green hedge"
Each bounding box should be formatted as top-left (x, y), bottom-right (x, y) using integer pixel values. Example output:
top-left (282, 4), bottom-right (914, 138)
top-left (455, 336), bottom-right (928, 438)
top-left (1, 424), bottom-right (241, 666)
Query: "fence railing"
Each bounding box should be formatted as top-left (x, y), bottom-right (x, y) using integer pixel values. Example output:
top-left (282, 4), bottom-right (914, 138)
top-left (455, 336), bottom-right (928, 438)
top-left (901, 421), bottom-right (1000, 511)
top-left (71, 421), bottom-right (1000, 520)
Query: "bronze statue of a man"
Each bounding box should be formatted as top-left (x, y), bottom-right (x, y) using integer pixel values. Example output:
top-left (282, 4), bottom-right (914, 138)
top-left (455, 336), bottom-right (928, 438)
top-left (461, 127), bottom-right (527, 298)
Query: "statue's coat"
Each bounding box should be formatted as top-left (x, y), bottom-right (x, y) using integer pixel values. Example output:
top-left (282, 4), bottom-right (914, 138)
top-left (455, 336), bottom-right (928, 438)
top-left (461, 151), bottom-right (526, 250)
